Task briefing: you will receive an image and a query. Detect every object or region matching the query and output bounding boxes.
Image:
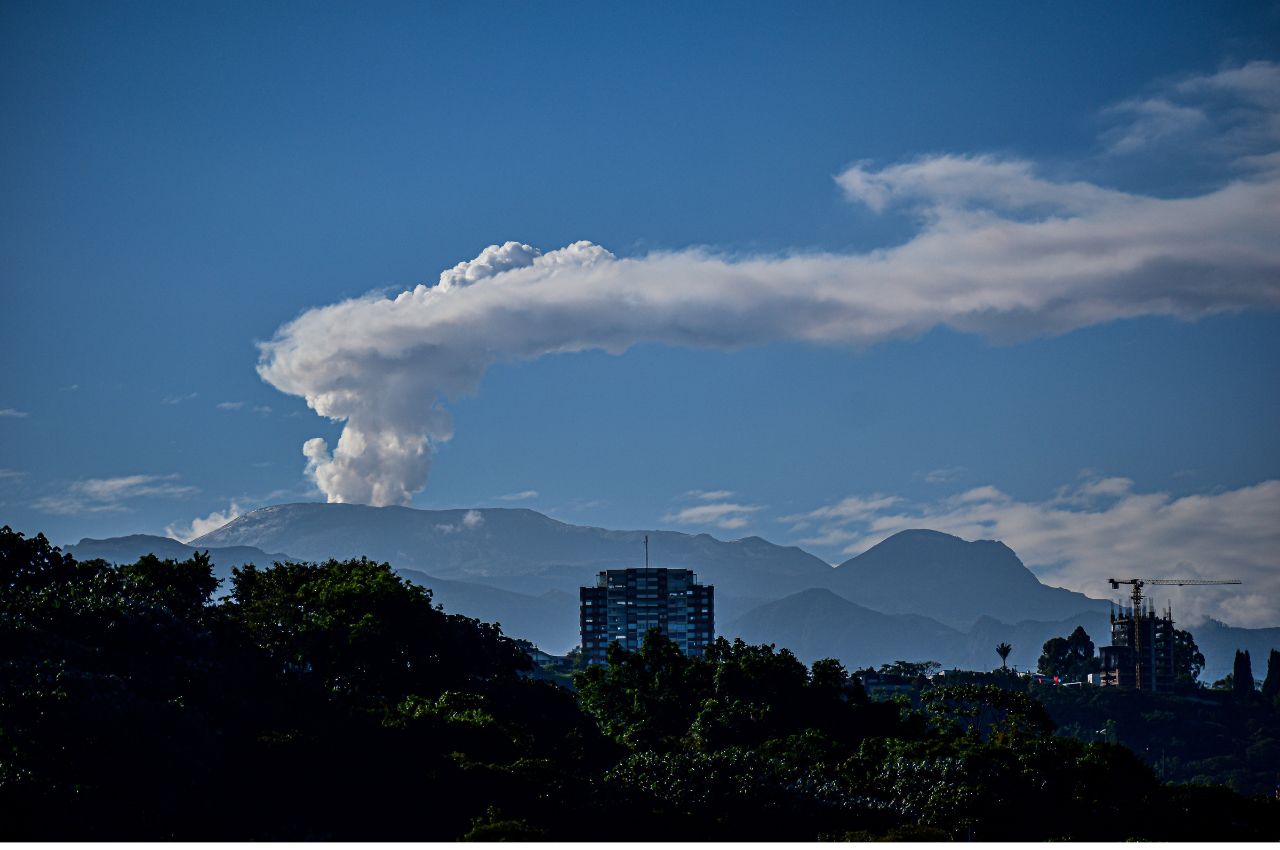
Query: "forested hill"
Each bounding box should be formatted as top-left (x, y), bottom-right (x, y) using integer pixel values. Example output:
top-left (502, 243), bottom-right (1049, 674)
top-left (4, 524), bottom-right (1278, 841)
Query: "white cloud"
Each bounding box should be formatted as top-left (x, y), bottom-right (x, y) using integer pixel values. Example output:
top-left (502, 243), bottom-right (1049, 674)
top-left (787, 476), bottom-right (1280, 628)
top-left (35, 474), bottom-right (199, 515)
top-left (1175, 60), bottom-right (1280, 111)
top-left (495, 489), bottom-right (539, 501)
top-left (161, 392), bottom-right (198, 405)
top-left (835, 154), bottom-right (1118, 215)
top-left (435, 508), bottom-right (485, 534)
top-left (686, 489), bottom-right (737, 501)
top-left (0, 468), bottom-right (24, 480)
top-left (780, 494), bottom-right (902, 525)
top-left (921, 465), bottom-right (965, 484)
top-left (258, 63), bottom-right (1280, 507)
top-left (664, 501), bottom-right (763, 531)
top-left (166, 501), bottom-right (243, 543)
top-left (0, 408), bottom-right (29, 418)
top-left (1102, 97), bottom-right (1207, 154)
top-left (217, 401), bottom-right (271, 416)
top-left (1102, 60), bottom-right (1280, 155)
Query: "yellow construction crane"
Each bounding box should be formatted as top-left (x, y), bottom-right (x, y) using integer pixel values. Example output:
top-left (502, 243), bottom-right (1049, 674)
top-left (1107, 577), bottom-right (1242, 613)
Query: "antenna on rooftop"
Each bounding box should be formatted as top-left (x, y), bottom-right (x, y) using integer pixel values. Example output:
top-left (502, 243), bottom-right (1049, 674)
top-left (644, 535), bottom-right (649, 567)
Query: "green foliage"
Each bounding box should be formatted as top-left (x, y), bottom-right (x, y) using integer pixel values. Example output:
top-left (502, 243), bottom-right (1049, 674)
top-left (3, 524), bottom-right (1277, 841)
top-left (462, 806), bottom-right (547, 841)
top-left (573, 628), bottom-right (713, 749)
top-left (877, 659), bottom-right (941, 679)
top-left (1172, 628), bottom-right (1205, 689)
top-left (226, 557), bottom-right (529, 703)
top-left (1037, 625), bottom-right (1100, 680)
top-left (1036, 683), bottom-right (1280, 797)
top-left (0, 527), bottom-right (234, 839)
top-left (576, 632), bottom-right (881, 755)
top-left (923, 684), bottom-right (1054, 742)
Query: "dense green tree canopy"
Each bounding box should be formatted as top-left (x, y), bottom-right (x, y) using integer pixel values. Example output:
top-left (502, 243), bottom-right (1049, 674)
top-left (1173, 628), bottom-right (1206, 689)
top-left (2, 525), bottom-right (1277, 841)
top-left (1038, 625), bottom-right (1100, 680)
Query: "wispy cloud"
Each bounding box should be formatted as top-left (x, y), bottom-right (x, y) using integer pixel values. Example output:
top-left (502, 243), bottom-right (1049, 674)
top-left (1102, 97), bottom-right (1208, 154)
top-left (920, 466), bottom-right (965, 484)
top-left (35, 474), bottom-right (199, 516)
top-left (553, 497), bottom-right (606, 514)
top-left (1101, 60), bottom-right (1280, 155)
top-left (0, 408), bottom-right (29, 418)
top-left (685, 489), bottom-right (736, 501)
top-left (785, 475), bottom-right (1280, 628)
top-left (217, 401), bottom-right (245, 410)
top-left (166, 501), bottom-right (243, 543)
top-left (780, 494), bottom-right (902, 529)
top-left (161, 392), bottom-right (198, 405)
top-left (0, 468), bottom-right (25, 480)
top-left (495, 489), bottom-right (539, 501)
top-left (664, 501), bottom-right (763, 531)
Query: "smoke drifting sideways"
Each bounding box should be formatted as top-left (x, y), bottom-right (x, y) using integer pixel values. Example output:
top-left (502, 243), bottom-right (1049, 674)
top-left (257, 155), bottom-right (1280, 506)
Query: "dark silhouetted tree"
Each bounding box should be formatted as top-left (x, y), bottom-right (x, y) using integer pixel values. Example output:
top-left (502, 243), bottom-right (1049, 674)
top-left (1171, 628), bottom-right (1205, 690)
top-left (877, 660), bottom-right (941, 679)
top-left (225, 557), bottom-right (529, 705)
top-left (1262, 649), bottom-right (1280, 704)
top-left (1038, 626), bottom-right (1099, 680)
top-left (996, 642), bottom-right (1012, 670)
top-left (1232, 649), bottom-right (1255, 699)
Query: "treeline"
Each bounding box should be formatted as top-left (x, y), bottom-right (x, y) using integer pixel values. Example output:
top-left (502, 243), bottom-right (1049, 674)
top-left (2, 526), bottom-right (1277, 841)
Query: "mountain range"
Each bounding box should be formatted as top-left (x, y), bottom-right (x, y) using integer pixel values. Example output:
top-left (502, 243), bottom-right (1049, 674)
top-left (65, 502), bottom-right (1275, 681)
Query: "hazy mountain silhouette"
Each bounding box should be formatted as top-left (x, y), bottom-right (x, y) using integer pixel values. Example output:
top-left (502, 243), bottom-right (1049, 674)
top-left (726, 588), bottom-right (968, 669)
top-left (75, 508), bottom-right (1274, 670)
top-left (190, 503), bottom-right (833, 599)
top-left (828, 529), bottom-right (1109, 629)
top-left (730, 590), bottom-right (1273, 682)
top-left (395, 568), bottom-right (580, 653)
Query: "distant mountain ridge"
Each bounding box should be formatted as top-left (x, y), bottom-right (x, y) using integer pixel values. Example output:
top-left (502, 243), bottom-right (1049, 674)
top-left (191, 502), bottom-right (833, 599)
top-left (828, 529), bottom-right (1110, 629)
top-left (70, 503), bottom-right (1274, 671)
top-left (64, 531), bottom-right (583, 650)
top-left (726, 588), bottom-right (967, 668)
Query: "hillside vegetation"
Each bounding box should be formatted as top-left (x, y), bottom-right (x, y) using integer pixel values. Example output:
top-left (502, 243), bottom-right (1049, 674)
top-left (3, 526), bottom-right (1276, 841)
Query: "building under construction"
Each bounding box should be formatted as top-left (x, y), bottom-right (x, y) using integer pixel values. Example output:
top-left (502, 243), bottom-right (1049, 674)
top-left (1098, 576), bottom-right (1240, 692)
top-left (1098, 599), bottom-right (1177, 691)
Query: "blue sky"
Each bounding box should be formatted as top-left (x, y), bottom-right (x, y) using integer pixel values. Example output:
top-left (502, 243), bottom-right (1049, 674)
top-left (3, 2), bottom-right (1279, 624)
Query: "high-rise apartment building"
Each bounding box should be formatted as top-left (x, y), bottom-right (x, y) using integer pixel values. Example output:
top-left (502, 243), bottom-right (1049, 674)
top-left (580, 568), bottom-right (714, 665)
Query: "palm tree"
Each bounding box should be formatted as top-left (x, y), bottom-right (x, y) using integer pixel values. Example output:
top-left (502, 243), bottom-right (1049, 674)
top-left (996, 642), bottom-right (1012, 670)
